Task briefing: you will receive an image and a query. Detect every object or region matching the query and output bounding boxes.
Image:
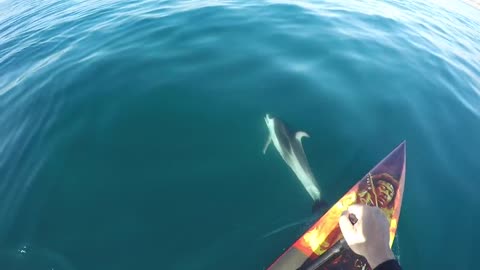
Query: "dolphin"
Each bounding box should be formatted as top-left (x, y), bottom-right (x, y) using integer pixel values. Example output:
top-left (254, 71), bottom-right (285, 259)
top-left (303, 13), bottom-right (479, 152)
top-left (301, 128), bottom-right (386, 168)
top-left (263, 114), bottom-right (326, 212)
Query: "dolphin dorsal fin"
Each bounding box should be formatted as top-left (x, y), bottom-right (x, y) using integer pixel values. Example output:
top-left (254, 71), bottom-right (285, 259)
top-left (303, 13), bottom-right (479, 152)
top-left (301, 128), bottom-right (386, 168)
top-left (295, 131), bottom-right (310, 143)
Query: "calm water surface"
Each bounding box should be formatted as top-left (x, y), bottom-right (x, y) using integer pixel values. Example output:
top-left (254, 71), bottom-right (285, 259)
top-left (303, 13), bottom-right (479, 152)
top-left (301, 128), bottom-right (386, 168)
top-left (0, 0), bottom-right (479, 269)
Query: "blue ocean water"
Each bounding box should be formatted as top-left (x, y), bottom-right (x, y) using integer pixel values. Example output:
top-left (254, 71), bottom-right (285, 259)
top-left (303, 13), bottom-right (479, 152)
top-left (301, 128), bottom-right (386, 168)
top-left (0, 0), bottom-right (479, 269)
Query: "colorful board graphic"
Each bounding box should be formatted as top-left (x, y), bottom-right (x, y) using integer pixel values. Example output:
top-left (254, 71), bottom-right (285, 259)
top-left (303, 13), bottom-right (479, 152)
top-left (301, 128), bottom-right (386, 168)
top-left (268, 142), bottom-right (406, 270)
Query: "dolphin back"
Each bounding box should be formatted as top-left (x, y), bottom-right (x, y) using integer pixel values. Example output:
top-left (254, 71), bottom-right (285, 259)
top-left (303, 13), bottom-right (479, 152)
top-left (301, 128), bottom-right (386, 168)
top-left (267, 117), bottom-right (322, 201)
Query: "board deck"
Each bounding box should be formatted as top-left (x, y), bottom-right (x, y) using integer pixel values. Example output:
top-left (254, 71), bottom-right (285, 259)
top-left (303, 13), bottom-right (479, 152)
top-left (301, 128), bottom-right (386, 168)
top-left (268, 142), bottom-right (406, 270)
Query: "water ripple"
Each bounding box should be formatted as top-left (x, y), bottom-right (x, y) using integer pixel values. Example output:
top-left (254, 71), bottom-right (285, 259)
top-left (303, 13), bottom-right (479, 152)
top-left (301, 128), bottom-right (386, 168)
top-left (0, 0), bottom-right (479, 269)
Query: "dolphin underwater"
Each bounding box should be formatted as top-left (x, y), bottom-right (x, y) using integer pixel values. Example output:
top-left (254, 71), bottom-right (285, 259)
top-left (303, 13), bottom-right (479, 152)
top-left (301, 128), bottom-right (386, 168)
top-left (263, 114), bottom-right (326, 212)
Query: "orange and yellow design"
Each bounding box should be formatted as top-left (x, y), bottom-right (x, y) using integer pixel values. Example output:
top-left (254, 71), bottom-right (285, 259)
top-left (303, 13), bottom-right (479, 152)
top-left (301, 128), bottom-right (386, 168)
top-left (294, 168), bottom-right (405, 258)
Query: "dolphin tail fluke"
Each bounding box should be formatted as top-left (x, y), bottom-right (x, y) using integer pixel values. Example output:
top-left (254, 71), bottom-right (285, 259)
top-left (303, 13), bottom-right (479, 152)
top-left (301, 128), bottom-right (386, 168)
top-left (312, 199), bottom-right (328, 213)
top-left (263, 135), bottom-right (272, 154)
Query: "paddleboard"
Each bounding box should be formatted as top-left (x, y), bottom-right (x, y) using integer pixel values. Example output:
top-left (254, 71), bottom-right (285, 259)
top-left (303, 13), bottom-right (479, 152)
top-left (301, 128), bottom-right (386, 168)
top-left (267, 142), bottom-right (406, 270)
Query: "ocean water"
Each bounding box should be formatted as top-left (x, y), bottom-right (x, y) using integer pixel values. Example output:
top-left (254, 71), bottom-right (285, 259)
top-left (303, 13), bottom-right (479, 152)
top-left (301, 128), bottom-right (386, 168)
top-left (0, 0), bottom-right (479, 269)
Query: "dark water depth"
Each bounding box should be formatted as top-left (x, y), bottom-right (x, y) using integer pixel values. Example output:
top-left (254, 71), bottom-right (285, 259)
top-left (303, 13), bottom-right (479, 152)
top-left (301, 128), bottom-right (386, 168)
top-left (0, 0), bottom-right (479, 269)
